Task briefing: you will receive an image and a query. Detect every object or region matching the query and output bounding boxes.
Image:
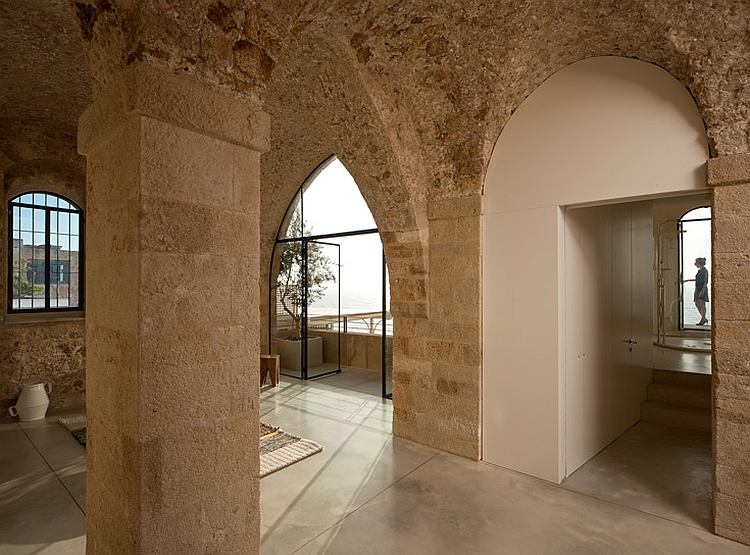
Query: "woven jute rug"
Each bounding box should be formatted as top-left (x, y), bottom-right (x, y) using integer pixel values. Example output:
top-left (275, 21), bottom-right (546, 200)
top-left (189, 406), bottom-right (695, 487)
top-left (260, 421), bottom-right (323, 478)
top-left (59, 414), bottom-right (87, 446)
top-left (59, 416), bottom-right (322, 477)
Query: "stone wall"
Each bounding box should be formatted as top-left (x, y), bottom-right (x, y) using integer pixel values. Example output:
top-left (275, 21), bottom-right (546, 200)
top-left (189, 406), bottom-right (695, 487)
top-left (708, 154), bottom-right (750, 545)
top-left (0, 320), bottom-right (85, 419)
top-left (1, 120), bottom-right (86, 420)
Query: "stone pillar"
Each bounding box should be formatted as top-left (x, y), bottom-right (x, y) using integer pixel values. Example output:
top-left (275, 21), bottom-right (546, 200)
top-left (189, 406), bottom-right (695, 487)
top-left (392, 195), bottom-right (482, 459)
top-left (78, 63), bottom-right (268, 554)
top-left (708, 153), bottom-right (750, 546)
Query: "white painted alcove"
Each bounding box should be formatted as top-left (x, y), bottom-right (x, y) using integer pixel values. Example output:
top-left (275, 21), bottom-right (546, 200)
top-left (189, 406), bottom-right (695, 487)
top-left (482, 56), bottom-right (709, 483)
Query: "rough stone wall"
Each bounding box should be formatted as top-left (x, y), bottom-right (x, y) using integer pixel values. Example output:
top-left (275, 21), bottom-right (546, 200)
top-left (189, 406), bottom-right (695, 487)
top-left (0, 322), bottom-right (86, 418)
top-left (305, 0), bottom-right (749, 184)
top-left (708, 154), bottom-right (750, 545)
top-left (1, 120), bottom-right (86, 421)
top-left (70, 0), bottom-right (308, 101)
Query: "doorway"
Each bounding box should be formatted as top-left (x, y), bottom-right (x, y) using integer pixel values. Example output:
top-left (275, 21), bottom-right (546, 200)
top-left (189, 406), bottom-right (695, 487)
top-left (564, 200), bottom-right (654, 475)
top-left (679, 206), bottom-right (712, 330)
top-left (561, 195), bottom-right (713, 530)
top-left (482, 56), bottom-right (709, 483)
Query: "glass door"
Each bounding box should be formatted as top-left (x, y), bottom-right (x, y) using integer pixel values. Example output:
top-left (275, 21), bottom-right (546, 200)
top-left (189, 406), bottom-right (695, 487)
top-left (306, 240), bottom-right (340, 378)
top-left (679, 207), bottom-right (711, 330)
top-left (383, 253), bottom-right (393, 398)
top-left (274, 239), bottom-right (305, 378)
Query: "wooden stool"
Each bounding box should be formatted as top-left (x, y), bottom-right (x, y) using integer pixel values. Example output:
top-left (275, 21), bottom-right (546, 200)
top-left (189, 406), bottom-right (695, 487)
top-left (260, 355), bottom-right (280, 387)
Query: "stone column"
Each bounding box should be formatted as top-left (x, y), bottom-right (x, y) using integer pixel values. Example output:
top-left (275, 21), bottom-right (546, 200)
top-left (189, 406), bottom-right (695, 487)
top-left (392, 195), bottom-right (482, 460)
top-left (707, 153), bottom-right (750, 546)
top-left (78, 63), bottom-right (268, 554)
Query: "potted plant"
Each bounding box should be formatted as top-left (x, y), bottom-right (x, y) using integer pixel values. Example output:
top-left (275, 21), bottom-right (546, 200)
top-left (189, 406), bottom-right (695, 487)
top-left (275, 213), bottom-right (336, 371)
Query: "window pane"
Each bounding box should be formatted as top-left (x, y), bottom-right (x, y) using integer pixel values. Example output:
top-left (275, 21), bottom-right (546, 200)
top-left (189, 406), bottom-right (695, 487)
top-left (20, 208), bottom-right (33, 231)
top-left (33, 209), bottom-right (46, 235)
top-left (33, 232), bottom-right (45, 248)
top-left (9, 192), bottom-right (83, 311)
top-left (300, 159), bottom-right (376, 237)
top-left (281, 191), bottom-right (304, 239)
top-left (59, 212), bottom-right (70, 234)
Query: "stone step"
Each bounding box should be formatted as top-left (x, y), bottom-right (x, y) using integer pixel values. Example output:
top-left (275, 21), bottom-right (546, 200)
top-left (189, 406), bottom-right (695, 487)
top-left (640, 400), bottom-right (710, 433)
top-left (653, 369), bottom-right (711, 389)
top-left (647, 383), bottom-right (711, 411)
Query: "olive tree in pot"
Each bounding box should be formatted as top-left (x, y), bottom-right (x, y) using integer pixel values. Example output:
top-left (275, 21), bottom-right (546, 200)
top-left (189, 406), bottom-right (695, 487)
top-left (275, 214), bottom-right (336, 371)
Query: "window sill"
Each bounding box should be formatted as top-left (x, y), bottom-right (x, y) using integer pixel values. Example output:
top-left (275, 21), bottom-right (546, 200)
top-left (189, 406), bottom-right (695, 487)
top-left (4, 311), bottom-right (85, 325)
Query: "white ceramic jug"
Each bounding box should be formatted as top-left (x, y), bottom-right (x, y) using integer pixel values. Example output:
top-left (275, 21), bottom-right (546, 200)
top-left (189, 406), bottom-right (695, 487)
top-left (8, 383), bottom-right (52, 421)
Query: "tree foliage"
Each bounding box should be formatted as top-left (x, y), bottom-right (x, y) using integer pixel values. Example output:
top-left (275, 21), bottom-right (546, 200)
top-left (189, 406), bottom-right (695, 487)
top-left (11, 257), bottom-right (44, 298)
top-left (276, 213), bottom-right (336, 340)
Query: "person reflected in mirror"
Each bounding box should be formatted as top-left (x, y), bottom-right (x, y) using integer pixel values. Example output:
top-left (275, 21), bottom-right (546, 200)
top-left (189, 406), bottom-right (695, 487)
top-left (683, 257), bottom-right (709, 325)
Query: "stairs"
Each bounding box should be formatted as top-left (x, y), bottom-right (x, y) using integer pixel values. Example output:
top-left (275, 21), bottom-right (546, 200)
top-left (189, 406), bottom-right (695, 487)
top-left (640, 369), bottom-right (711, 432)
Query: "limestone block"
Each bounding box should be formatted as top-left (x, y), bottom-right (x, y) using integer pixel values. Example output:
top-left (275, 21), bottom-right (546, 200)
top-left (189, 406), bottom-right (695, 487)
top-left (715, 373), bottom-right (750, 400)
top-left (425, 339), bottom-right (463, 364)
top-left (712, 281), bottom-right (750, 320)
top-left (104, 199), bottom-right (139, 256)
top-left (712, 185), bottom-right (750, 219)
top-left (714, 491), bottom-right (750, 546)
top-left (140, 118), bottom-right (235, 208)
top-left (713, 321), bottom-right (750, 351)
top-left (213, 211), bottom-right (259, 260)
top-left (428, 215), bottom-right (481, 245)
top-left (139, 199), bottom-right (216, 254)
top-left (713, 348), bottom-right (750, 376)
top-left (714, 419), bottom-right (750, 465)
top-left (708, 153), bottom-right (750, 187)
top-left (716, 463), bottom-right (750, 501)
top-left (231, 256), bottom-right (260, 325)
top-left (232, 146), bottom-right (261, 210)
top-left (712, 215), bottom-right (750, 253)
top-left (715, 398), bottom-right (750, 424)
top-left (78, 63), bottom-right (270, 155)
top-left (713, 252), bottom-right (750, 283)
top-left (427, 195), bottom-right (482, 220)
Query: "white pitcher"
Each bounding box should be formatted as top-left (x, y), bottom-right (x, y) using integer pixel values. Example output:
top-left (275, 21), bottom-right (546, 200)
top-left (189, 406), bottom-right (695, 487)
top-left (8, 383), bottom-right (52, 421)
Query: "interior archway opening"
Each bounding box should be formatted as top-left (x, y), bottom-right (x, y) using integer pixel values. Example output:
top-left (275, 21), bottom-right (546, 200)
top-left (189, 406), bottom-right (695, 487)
top-left (268, 156), bottom-right (393, 399)
top-left (483, 55), bottom-right (713, 530)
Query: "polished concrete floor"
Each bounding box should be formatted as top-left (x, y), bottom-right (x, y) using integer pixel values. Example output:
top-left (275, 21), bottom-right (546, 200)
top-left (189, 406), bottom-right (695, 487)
top-left (0, 409), bottom-right (86, 554)
top-left (3, 365), bottom-right (749, 555)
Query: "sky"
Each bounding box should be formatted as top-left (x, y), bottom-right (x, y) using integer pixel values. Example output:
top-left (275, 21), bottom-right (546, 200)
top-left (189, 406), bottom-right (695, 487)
top-left (287, 158), bottom-right (388, 314)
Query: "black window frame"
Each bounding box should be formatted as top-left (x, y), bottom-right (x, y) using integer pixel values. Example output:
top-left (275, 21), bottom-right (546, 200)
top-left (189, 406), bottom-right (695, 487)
top-left (7, 191), bottom-right (84, 313)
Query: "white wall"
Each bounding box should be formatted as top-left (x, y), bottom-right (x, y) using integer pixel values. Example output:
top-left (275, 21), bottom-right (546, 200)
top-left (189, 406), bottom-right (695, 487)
top-left (482, 56), bottom-right (708, 483)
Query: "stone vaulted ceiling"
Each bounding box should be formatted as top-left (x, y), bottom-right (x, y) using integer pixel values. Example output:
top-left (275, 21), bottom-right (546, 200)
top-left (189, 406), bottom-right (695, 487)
top-left (1, 0), bottom-right (749, 185)
top-left (0, 0), bottom-right (91, 130)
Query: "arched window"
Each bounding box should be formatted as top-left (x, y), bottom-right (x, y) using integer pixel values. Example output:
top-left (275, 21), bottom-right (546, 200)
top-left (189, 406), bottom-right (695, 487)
top-left (8, 192), bottom-right (83, 312)
top-left (271, 157), bottom-right (392, 397)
